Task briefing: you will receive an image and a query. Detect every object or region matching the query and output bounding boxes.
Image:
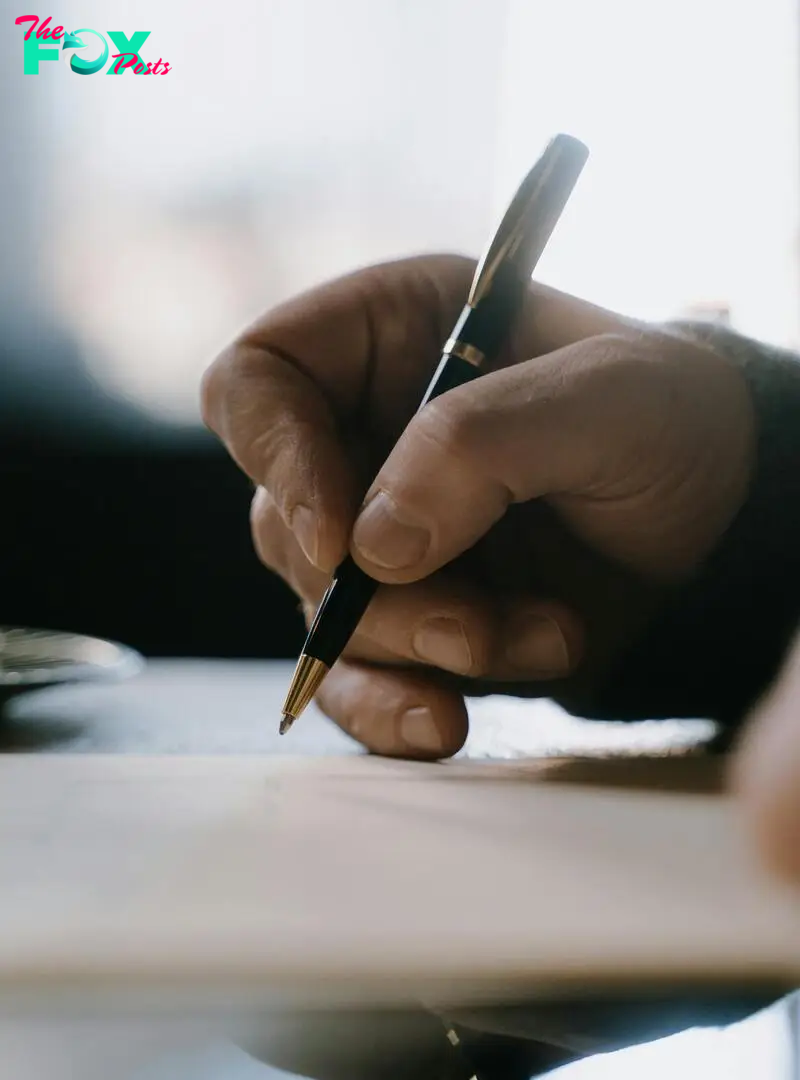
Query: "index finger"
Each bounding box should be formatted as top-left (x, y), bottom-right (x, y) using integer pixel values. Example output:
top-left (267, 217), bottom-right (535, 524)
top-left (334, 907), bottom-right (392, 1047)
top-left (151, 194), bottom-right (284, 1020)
top-left (201, 255), bottom-right (475, 571)
top-left (201, 253), bottom-right (626, 572)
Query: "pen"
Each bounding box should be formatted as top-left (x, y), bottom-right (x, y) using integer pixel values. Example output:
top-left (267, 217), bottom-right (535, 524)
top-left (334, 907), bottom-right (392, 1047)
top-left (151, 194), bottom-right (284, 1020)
top-left (279, 132), bottom-right (589, 735)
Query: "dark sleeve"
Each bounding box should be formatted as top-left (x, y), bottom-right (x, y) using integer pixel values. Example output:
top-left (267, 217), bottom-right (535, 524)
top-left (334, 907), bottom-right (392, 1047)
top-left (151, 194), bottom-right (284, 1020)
top-left (592, 323), bottom-right (800, 732)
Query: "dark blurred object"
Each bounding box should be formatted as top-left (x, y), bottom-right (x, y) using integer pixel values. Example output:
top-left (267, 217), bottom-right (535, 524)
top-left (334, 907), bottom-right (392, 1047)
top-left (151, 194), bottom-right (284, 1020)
top-left (0, 421), bottom-right (303, 660)
top-left (0, 323), bottom-right (302, 660)
top-left (0, 66), bottom-right (302, 662)
top-left (0, 625), bottom-right (143, 709)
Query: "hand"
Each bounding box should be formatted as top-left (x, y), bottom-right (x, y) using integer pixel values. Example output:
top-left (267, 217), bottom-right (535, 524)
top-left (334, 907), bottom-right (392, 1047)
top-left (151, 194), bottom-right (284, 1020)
top-left (734, 631), bottom-right (800, 885)
top-left (202, 255), bottom-right (755, 759)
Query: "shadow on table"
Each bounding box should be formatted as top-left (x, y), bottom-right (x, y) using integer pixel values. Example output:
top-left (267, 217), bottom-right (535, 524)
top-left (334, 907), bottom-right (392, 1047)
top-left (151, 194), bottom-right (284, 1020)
top-left (0, 702), bottom-right (85, 751)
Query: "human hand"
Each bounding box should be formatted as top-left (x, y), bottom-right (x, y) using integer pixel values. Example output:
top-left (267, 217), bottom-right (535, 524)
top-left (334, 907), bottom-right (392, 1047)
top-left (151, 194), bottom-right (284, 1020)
top-left (202, 255), bottom-right (755, 759)
top-left (734, 631), bottom-right (800, 885)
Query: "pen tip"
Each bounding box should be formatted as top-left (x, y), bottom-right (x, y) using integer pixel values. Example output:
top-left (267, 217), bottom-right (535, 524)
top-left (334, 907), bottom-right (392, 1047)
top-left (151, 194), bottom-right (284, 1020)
top-left (279, 713), bottom-right (294, 736)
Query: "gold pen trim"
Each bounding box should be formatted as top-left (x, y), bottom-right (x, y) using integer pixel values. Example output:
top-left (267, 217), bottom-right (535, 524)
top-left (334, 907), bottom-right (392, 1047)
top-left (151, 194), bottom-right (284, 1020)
top-left (442, 338), bottom-right (485, 368)
top-left (279, 135), bottom-right (588, 736)
top-left (279, 653), bottom-right (329, 733)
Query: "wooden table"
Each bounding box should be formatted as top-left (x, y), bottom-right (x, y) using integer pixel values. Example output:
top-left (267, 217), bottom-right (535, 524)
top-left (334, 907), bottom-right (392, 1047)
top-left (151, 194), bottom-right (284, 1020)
top-left (0, 661), bottom-right (792, 1080)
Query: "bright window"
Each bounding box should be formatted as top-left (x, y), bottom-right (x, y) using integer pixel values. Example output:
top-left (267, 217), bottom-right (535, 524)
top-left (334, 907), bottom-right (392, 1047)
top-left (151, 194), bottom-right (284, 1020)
top-left (26, 0), bottom-right (800, 420)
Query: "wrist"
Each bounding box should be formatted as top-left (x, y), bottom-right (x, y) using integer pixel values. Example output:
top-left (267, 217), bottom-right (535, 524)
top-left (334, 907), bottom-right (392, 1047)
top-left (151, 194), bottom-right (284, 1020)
top-left (591, 324), bottom-right (800, 727)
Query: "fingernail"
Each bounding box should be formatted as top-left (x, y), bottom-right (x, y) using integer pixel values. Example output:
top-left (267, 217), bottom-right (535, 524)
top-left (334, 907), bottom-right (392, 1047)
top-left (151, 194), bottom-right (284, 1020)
top-left (290, 504), bottom-right (319, 567)
top-left (412, 616), bottom-right (473, 675)
top-left (352, 491), bottom-right (430, 569)
top-left (400, 706), bottom-right (444, 755)
top-left (506, 615), bottom-right (570, 675)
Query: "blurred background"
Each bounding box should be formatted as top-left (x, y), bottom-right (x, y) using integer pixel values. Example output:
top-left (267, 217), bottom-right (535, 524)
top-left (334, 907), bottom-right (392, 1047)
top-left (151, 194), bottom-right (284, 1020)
top-left (1, 0), bottom-right (798, 660)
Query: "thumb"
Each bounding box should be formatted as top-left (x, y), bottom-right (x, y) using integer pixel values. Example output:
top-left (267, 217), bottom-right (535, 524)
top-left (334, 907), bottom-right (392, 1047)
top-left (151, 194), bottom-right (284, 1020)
top-left (349, 334), bottom-right (622, 582)
top-left (349, 327), bottom-right (750, 583)
top-left (732, 632), bottom-right (800, 885)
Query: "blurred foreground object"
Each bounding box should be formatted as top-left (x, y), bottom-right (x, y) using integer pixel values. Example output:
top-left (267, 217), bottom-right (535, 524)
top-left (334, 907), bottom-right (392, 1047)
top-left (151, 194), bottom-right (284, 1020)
top-left (1, 754), bottom-right (799, 1016)
top-left (0, 626), bottom-right (143, 707)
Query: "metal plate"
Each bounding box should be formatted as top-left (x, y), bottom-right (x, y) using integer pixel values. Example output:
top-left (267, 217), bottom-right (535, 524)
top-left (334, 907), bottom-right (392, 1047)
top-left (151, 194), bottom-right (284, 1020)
top-left (0, 626), bottom-right (144, 700)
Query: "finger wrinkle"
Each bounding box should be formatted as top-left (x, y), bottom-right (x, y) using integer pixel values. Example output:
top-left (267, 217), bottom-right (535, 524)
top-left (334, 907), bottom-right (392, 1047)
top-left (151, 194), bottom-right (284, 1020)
top-left (252, 421), bottom-right (324, 510)
top-left (410, 397), bottom-right (518, 509)
top-left (261, 343), bottom-right (348, 424)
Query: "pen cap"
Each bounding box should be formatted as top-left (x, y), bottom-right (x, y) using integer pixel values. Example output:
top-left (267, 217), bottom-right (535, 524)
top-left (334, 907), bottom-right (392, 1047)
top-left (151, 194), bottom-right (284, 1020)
top-left (469, 133), bottom-right (589, 310)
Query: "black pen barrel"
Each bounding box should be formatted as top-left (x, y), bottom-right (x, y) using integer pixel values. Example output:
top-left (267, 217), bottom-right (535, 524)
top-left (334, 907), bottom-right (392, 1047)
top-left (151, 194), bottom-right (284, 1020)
top-left (281, 133), bottom-right (589, 724)
top-left (302, 343), bottom-right (487, 668)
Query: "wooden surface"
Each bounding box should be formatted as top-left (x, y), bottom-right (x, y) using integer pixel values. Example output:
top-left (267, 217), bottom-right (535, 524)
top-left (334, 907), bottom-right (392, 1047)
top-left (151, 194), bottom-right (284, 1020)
top-left (0, 662), bottom-right (796, 1079)
top-left (1, 753), bottom-right (799, 1015)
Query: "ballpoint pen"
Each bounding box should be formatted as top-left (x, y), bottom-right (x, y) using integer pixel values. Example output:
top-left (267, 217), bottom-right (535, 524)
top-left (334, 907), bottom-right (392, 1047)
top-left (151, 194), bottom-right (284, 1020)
top-left (279, 132), bottom-right (589, 735)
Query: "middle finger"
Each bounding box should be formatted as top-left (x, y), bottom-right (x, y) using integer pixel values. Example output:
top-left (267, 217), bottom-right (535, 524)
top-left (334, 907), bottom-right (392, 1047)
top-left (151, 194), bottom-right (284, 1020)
top-left (252, 487), bottom-right (581, 680)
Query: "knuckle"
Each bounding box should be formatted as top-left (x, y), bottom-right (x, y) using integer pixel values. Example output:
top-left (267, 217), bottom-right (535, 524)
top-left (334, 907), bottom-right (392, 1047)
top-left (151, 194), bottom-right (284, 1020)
top-left (249, 490), bottom-right (283, 572)
top-left (585, 329), bottom-right (648, 362)
top-left (592, 329), bottom-right (638, 351)
top-left (200, 340), bottom-right (269, 436)
top-left (250, 490), bottom-right (328, 603)
top-left (199, 352), bottom-right (227, 432)
top-left (563, 330), bottom-right (679, 402)
top-left (414, 393), bottom-right (481, 462)
top-left (588, 327), bottom-right (683, 366)
top-left (458, 614), bottom-right (492, 677)
top-left (414, 607), bottom-right (492, 679)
